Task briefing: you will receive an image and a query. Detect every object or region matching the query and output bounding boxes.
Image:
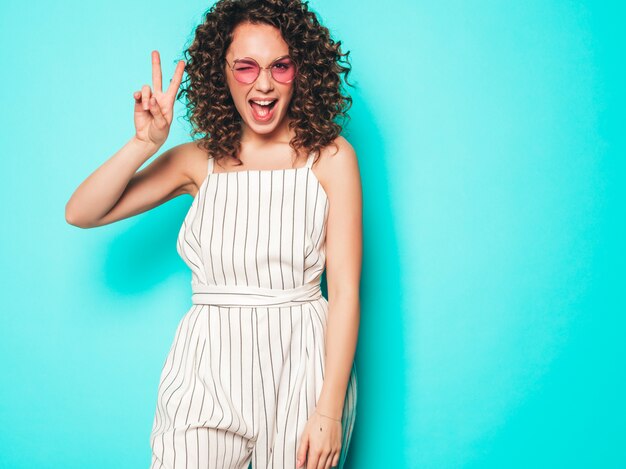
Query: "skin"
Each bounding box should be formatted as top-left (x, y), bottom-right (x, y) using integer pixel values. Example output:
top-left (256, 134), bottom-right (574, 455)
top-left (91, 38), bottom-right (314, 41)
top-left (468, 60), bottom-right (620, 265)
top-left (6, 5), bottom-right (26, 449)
top-left (223, 22), bottom-right (296, 158)
top-left (65, 21), bottom-right (362, 469)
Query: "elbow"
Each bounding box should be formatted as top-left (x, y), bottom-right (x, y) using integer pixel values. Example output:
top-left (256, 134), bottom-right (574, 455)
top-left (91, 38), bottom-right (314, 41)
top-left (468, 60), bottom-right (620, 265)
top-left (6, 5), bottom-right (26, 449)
top-left (65, 204), bottom-right (91, 229)
top-left (327, 286), bottom-right (360, 305)
top-left (65, 211), bottom-right (84, 228)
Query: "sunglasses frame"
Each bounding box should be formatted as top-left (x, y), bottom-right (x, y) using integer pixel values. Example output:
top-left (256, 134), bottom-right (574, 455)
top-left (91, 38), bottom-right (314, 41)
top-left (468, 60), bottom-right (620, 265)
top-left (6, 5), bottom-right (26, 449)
top-left (225, 55), bottom-right (298, 84)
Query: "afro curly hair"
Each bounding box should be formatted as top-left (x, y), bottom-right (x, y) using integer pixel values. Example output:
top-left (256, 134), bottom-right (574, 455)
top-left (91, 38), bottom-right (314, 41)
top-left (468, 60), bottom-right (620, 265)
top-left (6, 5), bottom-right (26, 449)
top-left (176, 0), bottom-right (355, 167)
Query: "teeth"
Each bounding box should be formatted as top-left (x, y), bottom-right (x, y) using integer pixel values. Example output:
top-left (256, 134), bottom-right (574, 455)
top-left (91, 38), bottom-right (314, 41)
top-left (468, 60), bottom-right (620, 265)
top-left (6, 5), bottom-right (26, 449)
top-left (251, 99), bottom-right (276, 106)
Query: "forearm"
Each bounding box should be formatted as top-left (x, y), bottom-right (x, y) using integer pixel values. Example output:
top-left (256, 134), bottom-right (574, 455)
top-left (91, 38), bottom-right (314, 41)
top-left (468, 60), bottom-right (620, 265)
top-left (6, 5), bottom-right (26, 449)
top-left (65, 136), bottom-right (159, 226)
top-left (315, 291), bottom-right (360, 419)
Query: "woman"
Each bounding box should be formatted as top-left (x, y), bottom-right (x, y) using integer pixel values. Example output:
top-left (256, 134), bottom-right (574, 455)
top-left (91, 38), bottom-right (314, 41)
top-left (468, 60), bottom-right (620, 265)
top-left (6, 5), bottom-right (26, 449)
top-left (65, 1), bottom-right (361, 468)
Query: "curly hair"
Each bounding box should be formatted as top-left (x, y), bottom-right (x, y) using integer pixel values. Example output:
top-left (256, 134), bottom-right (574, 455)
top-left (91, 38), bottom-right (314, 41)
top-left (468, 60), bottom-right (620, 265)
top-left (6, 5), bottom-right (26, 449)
top-left (175, 0), bottom-right (354, 167)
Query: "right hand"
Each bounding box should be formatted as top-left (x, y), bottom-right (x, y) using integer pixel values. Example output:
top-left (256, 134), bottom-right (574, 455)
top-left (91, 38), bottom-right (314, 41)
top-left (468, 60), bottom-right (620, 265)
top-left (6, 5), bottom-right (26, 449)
top-left (133, 50), bottom-right (185, 149)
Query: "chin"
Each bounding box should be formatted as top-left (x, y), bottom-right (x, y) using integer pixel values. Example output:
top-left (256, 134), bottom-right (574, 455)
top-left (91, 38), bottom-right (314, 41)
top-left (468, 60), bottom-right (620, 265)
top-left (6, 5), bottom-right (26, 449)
top-left (246, 110), bottom-right (284, 132)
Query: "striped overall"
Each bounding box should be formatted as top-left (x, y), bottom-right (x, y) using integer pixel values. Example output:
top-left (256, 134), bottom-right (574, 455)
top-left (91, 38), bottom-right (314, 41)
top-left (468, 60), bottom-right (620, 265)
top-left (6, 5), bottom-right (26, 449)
top-left (149, 151), bottom-right (357, 469)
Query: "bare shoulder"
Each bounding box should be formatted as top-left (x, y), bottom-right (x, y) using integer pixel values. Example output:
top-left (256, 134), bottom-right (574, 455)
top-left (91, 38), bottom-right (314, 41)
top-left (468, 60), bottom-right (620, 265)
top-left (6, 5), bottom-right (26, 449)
top-left (314, 136), bottom-right (361, 200)
top-left (163, 140), bottom-right (211, 197)
top-left (315, 135), bottom-right (357, 165)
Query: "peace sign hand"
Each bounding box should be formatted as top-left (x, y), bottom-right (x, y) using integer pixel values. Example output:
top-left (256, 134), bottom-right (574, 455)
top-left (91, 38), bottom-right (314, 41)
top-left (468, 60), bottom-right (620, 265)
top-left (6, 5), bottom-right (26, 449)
top-left (133, 50), bottom-right (185, 149)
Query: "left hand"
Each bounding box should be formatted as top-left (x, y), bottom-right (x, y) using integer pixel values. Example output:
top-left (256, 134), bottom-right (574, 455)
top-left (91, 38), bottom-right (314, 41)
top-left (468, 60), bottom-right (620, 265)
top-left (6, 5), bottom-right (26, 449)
top-left (296, 410), bottom-right (343, 468)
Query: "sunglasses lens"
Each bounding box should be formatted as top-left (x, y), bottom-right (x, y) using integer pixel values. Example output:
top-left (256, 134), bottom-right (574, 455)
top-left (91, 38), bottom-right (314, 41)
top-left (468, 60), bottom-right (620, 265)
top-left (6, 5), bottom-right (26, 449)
top-left (231, 58), bottom-right (297, 84)
top-left (271, 58), bottom-right (297, 83)
top-left (233, 60), bottom-right (260, 84)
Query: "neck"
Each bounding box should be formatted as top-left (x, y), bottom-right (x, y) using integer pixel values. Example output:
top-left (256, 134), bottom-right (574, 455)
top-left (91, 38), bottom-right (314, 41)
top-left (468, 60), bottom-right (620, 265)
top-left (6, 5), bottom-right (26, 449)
top-left (240, 116), bottom-right (294, 147)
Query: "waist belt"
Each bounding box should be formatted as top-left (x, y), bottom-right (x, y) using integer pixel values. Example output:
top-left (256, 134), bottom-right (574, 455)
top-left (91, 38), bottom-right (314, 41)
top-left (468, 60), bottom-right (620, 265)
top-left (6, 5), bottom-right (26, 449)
top-left (191, 280), bottom-right (323, 307)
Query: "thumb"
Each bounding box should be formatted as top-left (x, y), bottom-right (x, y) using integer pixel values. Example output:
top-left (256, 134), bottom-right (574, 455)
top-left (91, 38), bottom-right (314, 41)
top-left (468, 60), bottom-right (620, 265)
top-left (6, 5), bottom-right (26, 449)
top-left (296, 430), bottom-right (309, 468)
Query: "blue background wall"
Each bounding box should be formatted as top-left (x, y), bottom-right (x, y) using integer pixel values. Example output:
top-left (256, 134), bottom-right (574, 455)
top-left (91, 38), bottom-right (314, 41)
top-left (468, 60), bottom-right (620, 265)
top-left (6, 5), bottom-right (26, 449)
top-left (1, 1), bottom-right (623, 468)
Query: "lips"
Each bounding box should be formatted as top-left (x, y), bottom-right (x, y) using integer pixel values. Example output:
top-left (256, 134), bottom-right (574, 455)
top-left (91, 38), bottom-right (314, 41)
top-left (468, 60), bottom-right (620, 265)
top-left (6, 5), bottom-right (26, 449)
top-left (249, 99), bottom-right (278, 121)
top-left (249, 99), bottom-right (277, 108)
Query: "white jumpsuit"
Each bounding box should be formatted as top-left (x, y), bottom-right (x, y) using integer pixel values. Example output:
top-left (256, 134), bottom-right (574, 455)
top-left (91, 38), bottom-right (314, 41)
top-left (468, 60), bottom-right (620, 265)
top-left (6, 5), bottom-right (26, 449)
top-left (149, 151), bottom-right (358, 469)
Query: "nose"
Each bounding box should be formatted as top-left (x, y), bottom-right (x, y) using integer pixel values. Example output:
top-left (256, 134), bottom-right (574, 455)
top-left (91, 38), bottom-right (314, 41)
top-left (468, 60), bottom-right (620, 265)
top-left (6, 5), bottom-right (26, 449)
top-left (255, 68), bottom-right (274, 92)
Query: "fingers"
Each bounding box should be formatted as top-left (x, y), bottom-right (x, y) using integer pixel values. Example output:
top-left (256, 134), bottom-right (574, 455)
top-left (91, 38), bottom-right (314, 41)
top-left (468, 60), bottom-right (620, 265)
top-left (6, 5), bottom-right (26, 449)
top-left (152, 50), bottom-right (162, 94)
top-left (141, 84), bottom-right (152, 111)
top-left (306, 450), bottom-right (320, 469)
top-left (316, 452), bottom-right (330, 469)
top-left (148, 96), bottom-right (168, 128)
top-left (296, 432), bottom-right (309, 468)
top-left (165, 59), bottom-right (186, 101)
top-left (133, 90), bottom-right (147, 113)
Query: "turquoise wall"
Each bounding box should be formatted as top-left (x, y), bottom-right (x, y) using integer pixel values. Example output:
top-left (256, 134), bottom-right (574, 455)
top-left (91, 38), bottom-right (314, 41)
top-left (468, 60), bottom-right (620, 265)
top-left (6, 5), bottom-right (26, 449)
top-left (1, 1), bottom-right (623, 468)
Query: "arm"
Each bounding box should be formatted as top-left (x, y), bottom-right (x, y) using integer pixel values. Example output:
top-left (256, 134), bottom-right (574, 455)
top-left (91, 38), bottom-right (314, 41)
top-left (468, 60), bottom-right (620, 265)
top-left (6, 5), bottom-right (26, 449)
top-left (296, 136), bottom-right (362, 468)
top-left (64, 140), bottom-right (198, 228)
top-left (315, 136), bottom-right (363, 420)
top-left (65, 50), bottom-right (188, 228)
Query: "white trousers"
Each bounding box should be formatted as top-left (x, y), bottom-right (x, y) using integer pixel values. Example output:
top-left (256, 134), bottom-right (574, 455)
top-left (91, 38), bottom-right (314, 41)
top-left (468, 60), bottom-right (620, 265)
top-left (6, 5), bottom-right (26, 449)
top-left (149, 283), bottom-right (357, 469)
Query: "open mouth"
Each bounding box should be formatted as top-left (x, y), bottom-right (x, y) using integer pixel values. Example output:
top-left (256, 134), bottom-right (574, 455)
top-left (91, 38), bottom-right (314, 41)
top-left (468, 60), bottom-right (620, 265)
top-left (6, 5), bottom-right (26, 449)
top-left (249, 99), bottom-right (278, 120)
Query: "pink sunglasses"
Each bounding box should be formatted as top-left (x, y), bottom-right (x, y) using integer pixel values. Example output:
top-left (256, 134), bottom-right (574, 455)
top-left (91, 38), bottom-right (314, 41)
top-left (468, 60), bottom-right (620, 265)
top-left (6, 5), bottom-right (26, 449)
top-left (225, 55), bottom-right (298, 84)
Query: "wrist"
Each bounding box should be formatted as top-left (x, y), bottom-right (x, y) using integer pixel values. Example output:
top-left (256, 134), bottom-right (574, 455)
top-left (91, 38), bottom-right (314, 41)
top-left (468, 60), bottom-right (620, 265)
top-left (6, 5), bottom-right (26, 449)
top-left (129, 135), bottom-right (160, 156)
top-left (316, 388), bottom-right (345, 420)
top-left (315, 398), bottom-right (343, 421)
top-left (315, 410), bottom-right (342, 422)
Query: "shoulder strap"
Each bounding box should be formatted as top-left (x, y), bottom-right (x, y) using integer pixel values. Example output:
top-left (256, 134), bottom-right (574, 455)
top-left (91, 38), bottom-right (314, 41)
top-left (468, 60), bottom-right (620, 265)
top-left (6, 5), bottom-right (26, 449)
top-left (207, 156), bottom-right (214, 175)
top-left (305, 151), bottom-right (315, 169)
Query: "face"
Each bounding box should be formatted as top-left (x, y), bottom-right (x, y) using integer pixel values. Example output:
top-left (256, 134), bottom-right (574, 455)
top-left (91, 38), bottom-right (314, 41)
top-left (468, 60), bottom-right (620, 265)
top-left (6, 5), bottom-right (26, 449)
top-left (224, 22), bottom-right (296, 139)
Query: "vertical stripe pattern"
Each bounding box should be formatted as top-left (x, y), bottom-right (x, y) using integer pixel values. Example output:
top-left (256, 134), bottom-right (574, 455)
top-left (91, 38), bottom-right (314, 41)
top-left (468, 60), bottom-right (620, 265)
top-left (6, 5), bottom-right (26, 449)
top-left (149, 152), bottom-right (358, 469)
